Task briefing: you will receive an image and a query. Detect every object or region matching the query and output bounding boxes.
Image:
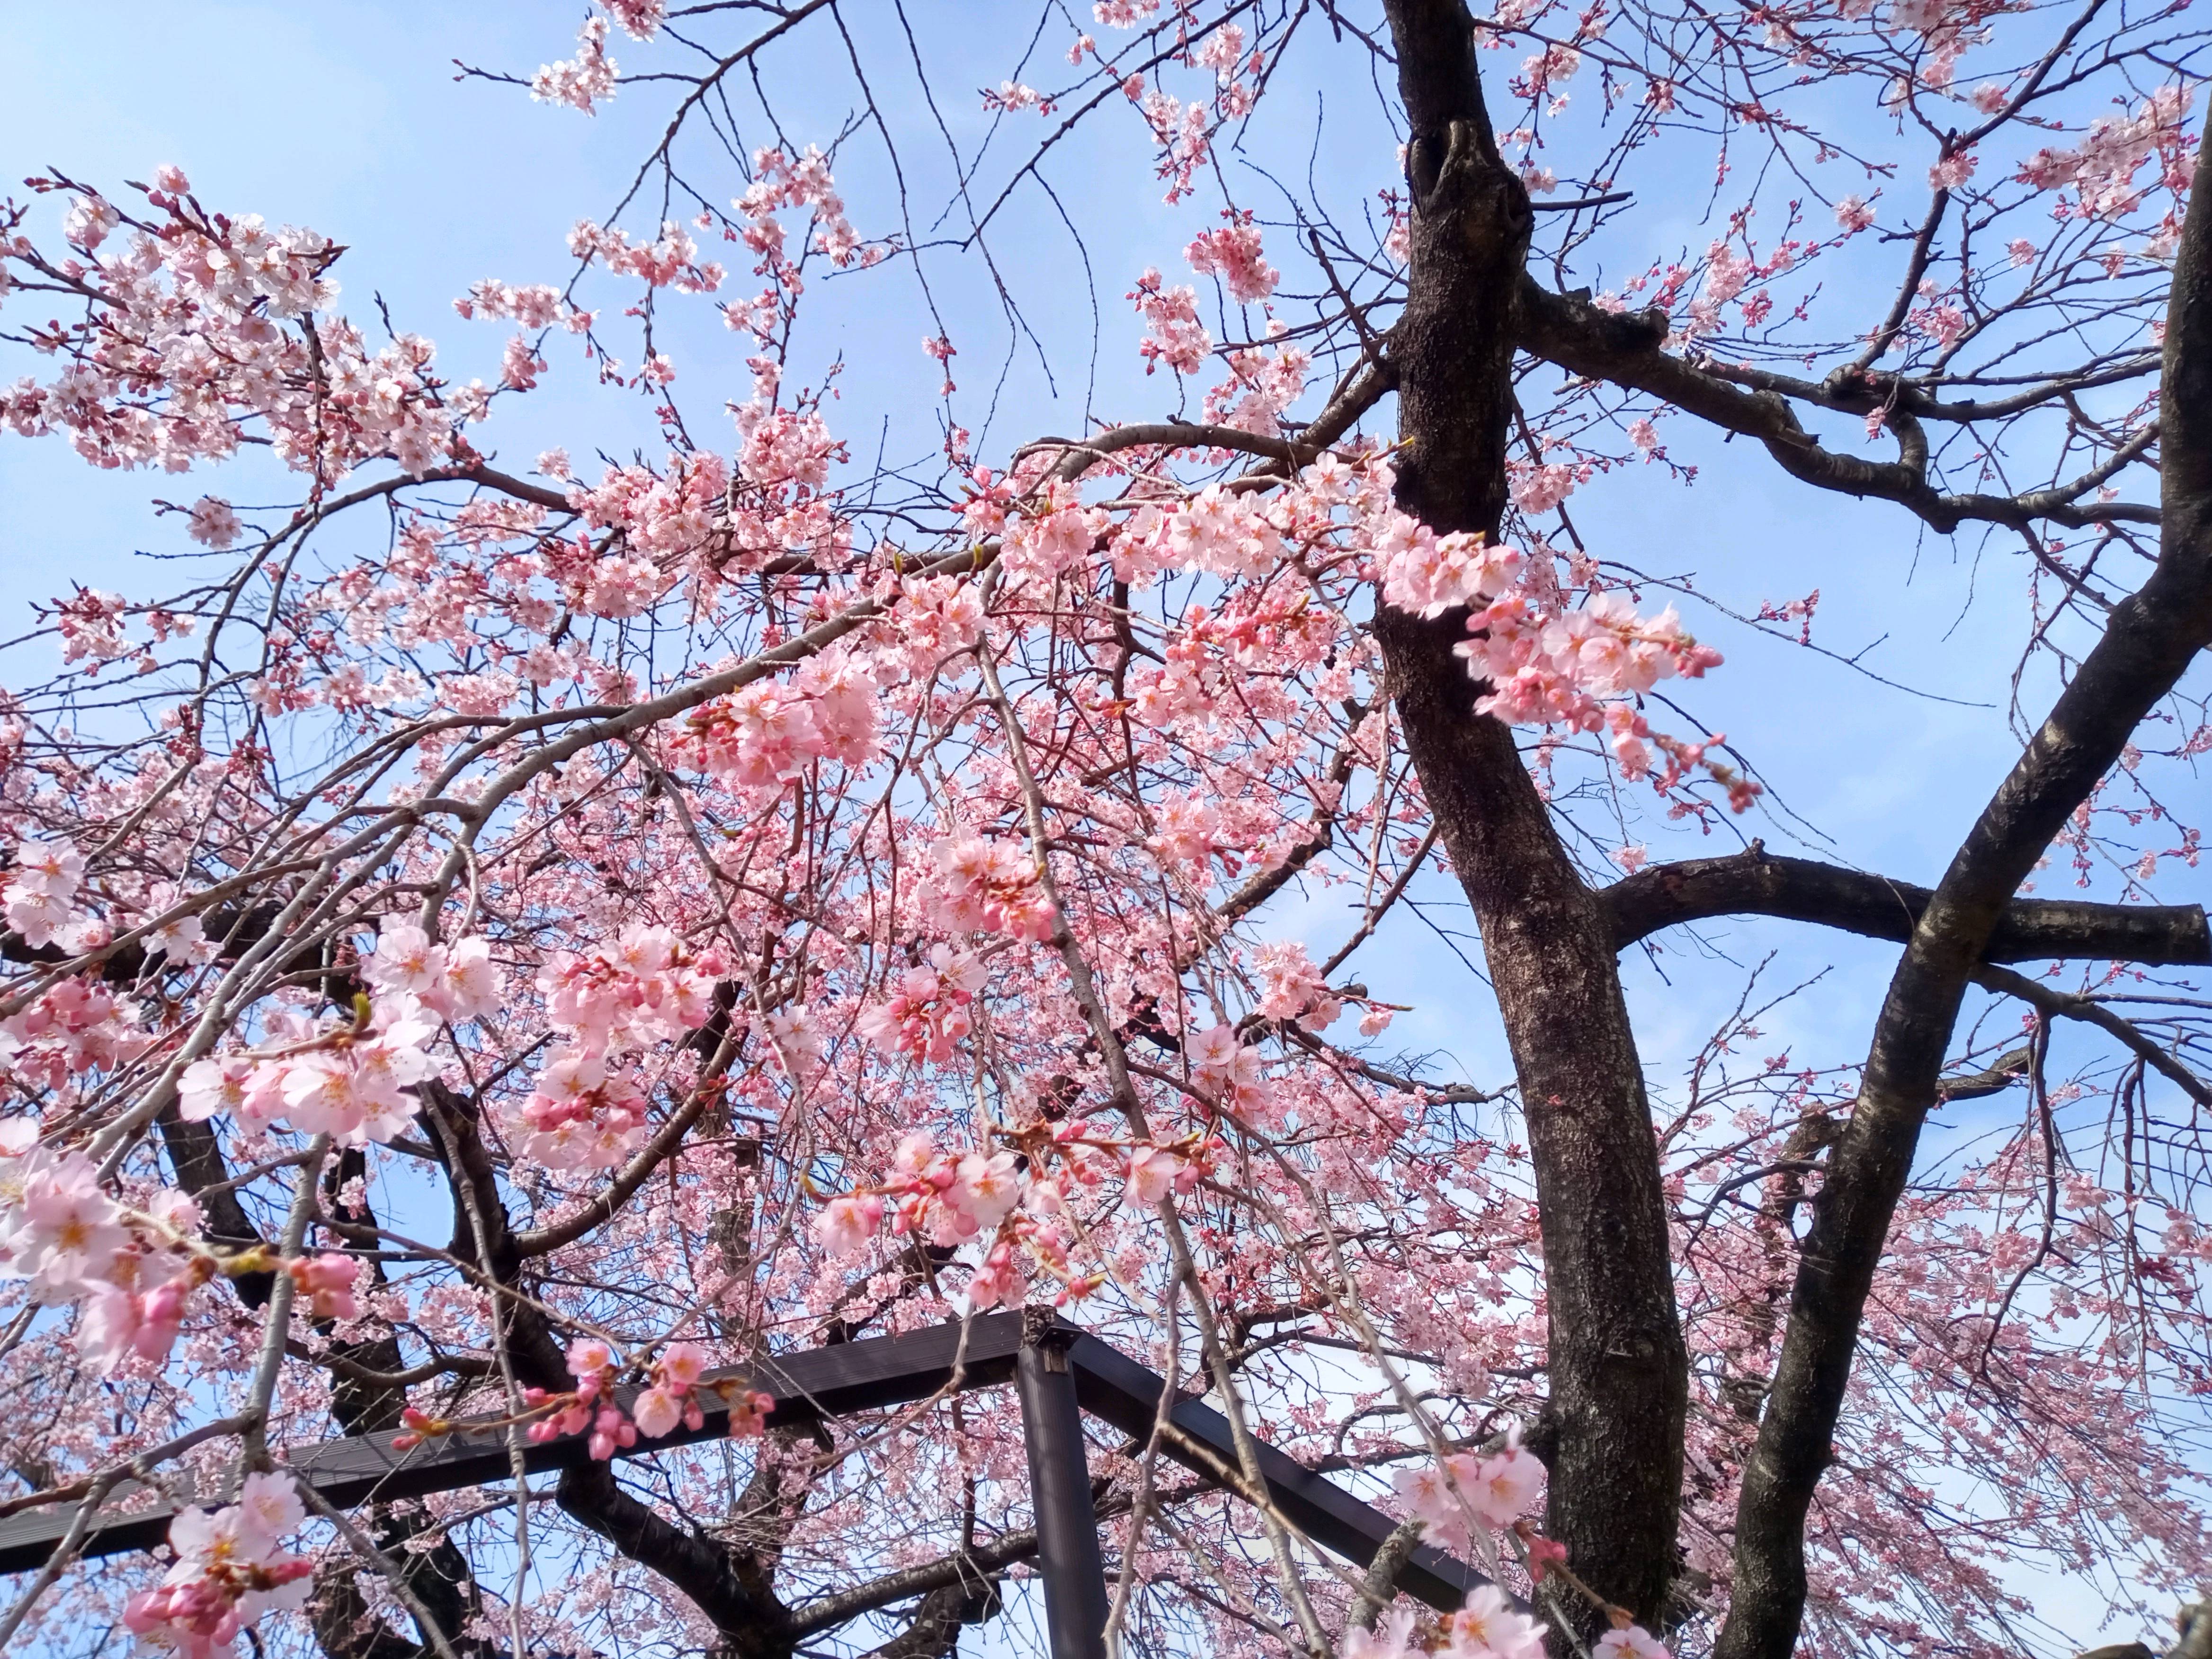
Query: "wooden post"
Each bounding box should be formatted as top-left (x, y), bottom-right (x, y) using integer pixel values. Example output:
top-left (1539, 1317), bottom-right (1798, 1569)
top-left (1016, 1307), bottom-right (1111, 1659)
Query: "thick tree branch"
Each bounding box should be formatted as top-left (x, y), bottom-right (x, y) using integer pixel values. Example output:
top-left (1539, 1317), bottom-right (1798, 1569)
top-left (1972, 965), bottom-right (2212, 1107)
top-left (850, 1578), bottom-right (1001, 1659)
top-left (1716, 99), bottom-right (2212, 1659)
top-left (556, 1459), bottom-right (793, 1655)
top-left (1375, 0), bottom-right (1687, 1638)
top-left (1516, 279), bottom-right (2158, 532)
top-left (1603, 845), bottom-right (2211, 965)
top-left (3, 897), bottom-right (362, 1003)
top-left (1701, 354), bottom-right (2159, 428)
top-left (790, 1528), bottom-right (1040, 1636)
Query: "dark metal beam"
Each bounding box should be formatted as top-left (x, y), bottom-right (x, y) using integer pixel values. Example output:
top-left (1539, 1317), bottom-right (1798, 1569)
top-left (1017, 1310), bottom-right (1113, 1659)
top-left (1062, 1329), bottom-right (1494, 1613)
top-left (0, 1310), bottom-right (1498, 1619)
top-left (0, 1312), bottom-right (1027, 1574)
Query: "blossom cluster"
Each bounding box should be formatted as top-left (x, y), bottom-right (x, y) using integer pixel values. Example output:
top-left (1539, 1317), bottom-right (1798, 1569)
top-left (673, 659), bottom-right (881, 793)
top-left (2016, 85), bottom-right (2195, 221)
top-left (816, 1130), bottom-right (1037, 1308)
top-left (178, 1008), bottom-right (437, 1146)
top-left (1361, 473), bottom-right (1748, 807)
top-left (1377, 524), bottom-right (1525, 620)
top-left (729, 144), bottom-right (874, 313)
top-left (1186, 213), bottom-right (1278, 303)
top-left (521, 924), bottom-right (714, 1169)
top-left (569, 217), bottom-right (725, 294)
top-left (123, 1473), bottom-right (314, 1659)
top-left (396, 1336), bottom-right (774, 1462)
top-left (856, 946), bottom-right (988, 1064)
top-left (924, 834), bottom-right (1058, 942)
top-left (1346, 1588), bottom-right (1550, 1659)
top-left (1457, 589), bottom-right (1721, 724)
top-left (1129, 268), bottom-right (1213, 375)
top-left (533, 15), bottom-right (621, 114)
top-left (1203, 336), bottom-right (1310, 435)
top-left (0, 1115), bottom-right (363, 1379)
top-left (1392, 1438), bottom-right (1545, 1555)
top-left (178, 925), bottom-right (500, 1148)
top-left (539, 1338), bottom-right (767, 1454)
top-left (815, 1120), bottom-right (1217, 1309)
top-left (0, 1125), bottom-right (205, 1372)
top-left (1368, 1444), bottom-right (1674, 1659)
top-left (2, 175), bottom-right (469, 481)
top-left (1253, 941), bottom-right (1344, 1032)
top-left (0, 972), bottom-right (148, 1090)
top-left (4, 836), bottom-right (85, 948)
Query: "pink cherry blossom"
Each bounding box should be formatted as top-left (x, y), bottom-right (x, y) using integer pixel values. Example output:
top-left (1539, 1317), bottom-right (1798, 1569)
top-left (1345, 1609), bottom-right (1420, 1659)
top-left (1186, 213), bottom-right (1278, 303)
top-left (633, 1386), bottom-right (682, 1438)
top-left (927, 834), bottom-right (1057, 941)
top-left (534, 15), bottom-right (621, 113)
top-left (287, 1252), bottom-right (361, 1320)
top-left (187, 497), bottom-right (242, 549)
top-left (1596, 1626), bottom-right (1672, 1659)
top-left (1129, 268), bottom-right (1213, 374)
top-left (816, 1193), bottom-right (885, 1259)
top-left (5, 837), bottom-right (83, 947)
top-left (123, 1474), bottom-right (312, 1659)
top-left (1125, 1142), bottom-right (1198, 1206)
top-left (1446, 1585), bottom-right (1549, 1659)
top-left (10, 1151), bottom-right (129, 1293)
top-left (81, 1275), bottom-right (193, 1372)
top-left (1254, 941), bottom-right (1342, 1032)
top-left (1471, 1443), bottom-right (1544, 1526)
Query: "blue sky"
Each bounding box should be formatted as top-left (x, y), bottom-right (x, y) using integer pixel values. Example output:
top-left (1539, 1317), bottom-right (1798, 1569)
top-left (1, 2), bottom-right (2202, 1652)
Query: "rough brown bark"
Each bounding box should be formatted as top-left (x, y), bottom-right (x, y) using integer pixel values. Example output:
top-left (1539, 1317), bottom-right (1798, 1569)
top-left (1603, 844), bottom-right (2212, 965)
top-left (1375, 0), bottom-right (1687, 1634)
top-left (1514, 278), bottom-right (2157, 531)
top-left (1714, 102), bottom-right (2212, 1659)
top-left (854, 1579), bottom-right (1002, 1659)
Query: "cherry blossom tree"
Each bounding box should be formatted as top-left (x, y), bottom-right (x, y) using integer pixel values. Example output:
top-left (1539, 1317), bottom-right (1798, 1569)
top-left (0, 2), bottom-right (2209, 1659)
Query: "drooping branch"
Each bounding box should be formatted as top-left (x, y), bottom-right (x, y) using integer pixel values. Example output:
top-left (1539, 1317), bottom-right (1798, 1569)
top-left (1603, 844), bottom-right (2212, 965)
top-left (1972, 965), bottom-right (2212, 1107)
top-left (414, 1087), bottom-right (798, 1657)
top-left (308, 1147), bottom-right (493, 1659)
top-left (1715, 98), bottom-right (2212, 1659)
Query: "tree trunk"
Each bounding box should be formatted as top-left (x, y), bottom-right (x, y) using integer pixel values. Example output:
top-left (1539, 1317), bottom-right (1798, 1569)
top-left (1375, 0), bottom-right (1688, 1634)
